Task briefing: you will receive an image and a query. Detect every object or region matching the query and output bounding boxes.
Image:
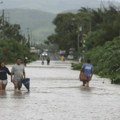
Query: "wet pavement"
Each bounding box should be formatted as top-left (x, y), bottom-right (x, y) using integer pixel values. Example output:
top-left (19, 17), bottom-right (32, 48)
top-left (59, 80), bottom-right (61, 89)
top-left (0, 60), bottom-right (120, 120)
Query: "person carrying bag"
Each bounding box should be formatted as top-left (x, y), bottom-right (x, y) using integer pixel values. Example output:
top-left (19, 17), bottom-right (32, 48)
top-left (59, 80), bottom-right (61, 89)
top-left (79, 59), bottom-right (94, 87)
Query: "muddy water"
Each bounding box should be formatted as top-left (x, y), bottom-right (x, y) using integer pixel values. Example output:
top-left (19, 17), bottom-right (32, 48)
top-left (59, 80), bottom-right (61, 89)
top-left (0, 61), bottom-right (120, 120)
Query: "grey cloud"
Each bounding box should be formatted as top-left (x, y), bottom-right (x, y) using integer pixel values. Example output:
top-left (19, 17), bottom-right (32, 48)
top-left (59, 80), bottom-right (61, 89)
top-left (2, 0), bottom-right (119, 13)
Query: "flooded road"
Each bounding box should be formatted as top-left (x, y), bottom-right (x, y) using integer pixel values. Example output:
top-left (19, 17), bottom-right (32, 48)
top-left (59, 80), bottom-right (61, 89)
top-left (0, 60), bottom-right (120, 120)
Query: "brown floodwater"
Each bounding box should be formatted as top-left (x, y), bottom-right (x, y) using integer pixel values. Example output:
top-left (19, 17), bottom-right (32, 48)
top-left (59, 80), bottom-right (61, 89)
top-left (0, 60), bottom-right (120, 120)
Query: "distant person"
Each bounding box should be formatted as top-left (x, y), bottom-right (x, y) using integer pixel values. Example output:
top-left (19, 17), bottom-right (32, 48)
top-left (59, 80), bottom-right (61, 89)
top-left (41, 57), bottom-right (44, 65)
top-left (46, 56), bottom-right (50, 65)
top-left (24, 57), bottom-right (28, 66)
top-left (61, 55), bottom-right (65, 61)
top-left (80, 59), bottom-right (94, 87)
top-left (11, 58), bottom-right (26, 91)
top-left (0, 61), bottom-right (11, 90)
top-left (42, 60), bottom-right (44, 65)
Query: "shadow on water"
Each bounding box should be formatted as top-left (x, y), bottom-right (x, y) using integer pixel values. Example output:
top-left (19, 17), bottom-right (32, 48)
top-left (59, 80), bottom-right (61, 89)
top-left (47, 86), bottom-right (80, 89)
top-left (80, 85), bottom-right (95, 92)
top-left (11, 90), bottom-right (30, 98)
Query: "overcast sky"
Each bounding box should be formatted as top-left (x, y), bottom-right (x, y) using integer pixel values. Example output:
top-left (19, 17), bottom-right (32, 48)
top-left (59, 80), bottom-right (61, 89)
top-left (1, 0), bottom-right (120, 13)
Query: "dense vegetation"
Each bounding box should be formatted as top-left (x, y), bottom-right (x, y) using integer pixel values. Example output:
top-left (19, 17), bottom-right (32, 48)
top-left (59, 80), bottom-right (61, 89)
top-left (0, 15), bottom-right (35, 63)
top-left (47, 6), bottom-right (120, 84)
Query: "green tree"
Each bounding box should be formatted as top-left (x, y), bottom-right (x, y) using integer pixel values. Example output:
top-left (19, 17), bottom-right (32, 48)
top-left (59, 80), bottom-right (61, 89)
top-left (0, 16), bottom-right (34, 63)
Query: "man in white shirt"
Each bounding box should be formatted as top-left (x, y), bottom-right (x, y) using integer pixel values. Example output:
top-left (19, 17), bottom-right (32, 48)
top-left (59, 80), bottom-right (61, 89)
top-left (11, 58), bottom-right (26, 91)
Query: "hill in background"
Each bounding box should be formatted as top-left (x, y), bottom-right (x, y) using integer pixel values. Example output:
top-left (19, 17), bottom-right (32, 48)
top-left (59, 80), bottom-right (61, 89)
top-left (3, 9), bottom-right (56, 43)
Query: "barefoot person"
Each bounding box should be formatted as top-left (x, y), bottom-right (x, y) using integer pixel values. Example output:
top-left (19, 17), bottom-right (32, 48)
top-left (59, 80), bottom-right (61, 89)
top-left (11, 58), bottom-right (26, 91)
top-left (0, 61), bottom-right (11, 90)
top-left (80, 59), bottom-right (94, 87)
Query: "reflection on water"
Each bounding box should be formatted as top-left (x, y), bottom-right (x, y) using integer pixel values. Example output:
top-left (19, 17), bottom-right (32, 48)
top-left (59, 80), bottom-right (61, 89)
top-left (80, 85), bottom-right (94, 91)
top-left (0, 90), bottom-right (30, 99)
top-left (0, 90), bottom-right (7, 97)
top-left (0, 61), bottom-right (120, 120)
top-left (11, 90), bottom-right (30, 99)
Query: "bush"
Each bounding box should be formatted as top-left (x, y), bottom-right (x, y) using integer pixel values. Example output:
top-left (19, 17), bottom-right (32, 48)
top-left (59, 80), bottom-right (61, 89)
top-left (111, 74), bottom-right (120, 84)
top-left (71, 62), bottom-right (82, 70)
top-left (0, 39), bottom-right (33, 63)
top-left (84, 37), bottom-right (120, 84)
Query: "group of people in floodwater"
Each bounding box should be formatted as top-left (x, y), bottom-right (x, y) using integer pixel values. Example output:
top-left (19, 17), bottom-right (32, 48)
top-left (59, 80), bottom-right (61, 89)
top-left (0, 58), bottom-right (25, 91)
top-left (0, 57), bottom-right (93, 92)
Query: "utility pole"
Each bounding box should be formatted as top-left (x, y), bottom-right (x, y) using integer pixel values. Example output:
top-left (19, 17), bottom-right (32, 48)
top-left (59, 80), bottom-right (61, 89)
top-left (27, 28), bottom-right (31, 47)
top-left (77, 26), bottom-right (82, 51)
top-left (1, 9), bottom-right (5, 40)
top-left (0, 1), bottom-right (4, 25)
top-left (100, 0), bottom-right (105, 10)
top-left (77, 31), bottom-right (80, 51)
top-left (77, 26), bottom-right (83, 61)
top-left (2, 9), bottom-right (4, 25)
